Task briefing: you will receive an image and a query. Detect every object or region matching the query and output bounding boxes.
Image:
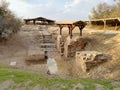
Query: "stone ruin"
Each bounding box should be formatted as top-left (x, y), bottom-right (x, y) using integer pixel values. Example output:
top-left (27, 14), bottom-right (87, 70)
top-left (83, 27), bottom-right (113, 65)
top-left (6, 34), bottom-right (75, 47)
top-left (25, 26), bottom-right (57, 64)
top-left (75, 51), bottom-right (112, 72)
top-left (65, 37), bottom-right (88, 57)
top-left (25, 49), bottom-right (46, 65)
top-left (56, 35), bottom-right (65, 56)
top-left (56, 35), bottom-right (88, 57)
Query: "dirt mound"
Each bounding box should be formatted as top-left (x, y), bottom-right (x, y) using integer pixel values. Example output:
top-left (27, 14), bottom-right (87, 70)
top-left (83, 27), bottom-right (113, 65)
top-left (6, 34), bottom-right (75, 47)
top-left (67, 32), bottom-right (120, 80)
top-left (66, 37), bottom-right (89, 57)
top-left (86, 33), bottom-right (120, 80)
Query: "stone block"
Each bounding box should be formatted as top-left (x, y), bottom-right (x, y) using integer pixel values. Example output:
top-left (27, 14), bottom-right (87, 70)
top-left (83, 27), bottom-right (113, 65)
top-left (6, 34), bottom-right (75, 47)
top-left (26, 49), bottom-right (45, 61)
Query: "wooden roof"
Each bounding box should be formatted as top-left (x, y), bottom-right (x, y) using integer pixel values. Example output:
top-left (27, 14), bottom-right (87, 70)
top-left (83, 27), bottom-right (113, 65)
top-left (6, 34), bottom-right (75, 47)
top-left (86, 18), bottom-right (120, 22)
top-left (56, 20), bottom-right (86, 25)
top-left (56, 20), bottom-right (86, 39)
top-left (24, 18), bottom-right (34, 21)
top-left (35, 17), bottom-right (55, 22)
top-left (24, 17), bottom-right (55, 22)
top-left (56, 20), bottom-right (77, 24)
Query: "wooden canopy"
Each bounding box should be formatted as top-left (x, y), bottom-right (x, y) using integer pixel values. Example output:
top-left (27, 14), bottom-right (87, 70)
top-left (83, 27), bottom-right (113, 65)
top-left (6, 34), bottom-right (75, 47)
top-left (56, 20), bottom-right (86, 39)
top-left (24, 17), bottom-right (55, 25)
top-left (86, 18), bottom-right (120, 30)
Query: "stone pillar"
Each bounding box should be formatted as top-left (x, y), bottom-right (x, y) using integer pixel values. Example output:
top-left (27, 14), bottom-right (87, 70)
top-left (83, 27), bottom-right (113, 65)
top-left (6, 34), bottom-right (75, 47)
top-left (64, 36), bottom-right (71, 57)
top-left (56, 35), bottom-right (62, 52)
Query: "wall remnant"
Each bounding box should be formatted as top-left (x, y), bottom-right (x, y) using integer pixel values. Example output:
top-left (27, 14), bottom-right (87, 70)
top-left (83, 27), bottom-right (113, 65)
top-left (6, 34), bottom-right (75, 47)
top-left (64, 36), bottom-right (88, 57)
top-left (75, 51), bottom-right (112, 72)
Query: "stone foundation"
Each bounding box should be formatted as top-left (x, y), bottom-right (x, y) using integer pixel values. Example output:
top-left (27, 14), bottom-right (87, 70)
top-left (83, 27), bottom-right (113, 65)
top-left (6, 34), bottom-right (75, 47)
top-left (75, 51), bottom-right (112, 72)
top-left (56, 35), bottom-right (89, 57)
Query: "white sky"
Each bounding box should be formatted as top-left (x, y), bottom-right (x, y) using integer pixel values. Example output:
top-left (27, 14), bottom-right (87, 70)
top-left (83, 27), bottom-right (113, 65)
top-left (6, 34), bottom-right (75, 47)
top-left (2, 0), bottom-right (115, 21)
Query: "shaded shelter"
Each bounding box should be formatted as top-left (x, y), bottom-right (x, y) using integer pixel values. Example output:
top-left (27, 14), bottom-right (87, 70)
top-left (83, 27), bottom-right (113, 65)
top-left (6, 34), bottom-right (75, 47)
top-left (86, 18), bottom-right (120, 30)
top-left (24, 17), bottom-right (55, 25)
top-left (56, 20), bottom-right (86, 39)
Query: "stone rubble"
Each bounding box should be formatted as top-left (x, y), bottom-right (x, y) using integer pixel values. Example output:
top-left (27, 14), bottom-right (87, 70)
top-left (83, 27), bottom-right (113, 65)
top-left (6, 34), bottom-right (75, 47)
top-left (76, 51), bottom-right (112, 72)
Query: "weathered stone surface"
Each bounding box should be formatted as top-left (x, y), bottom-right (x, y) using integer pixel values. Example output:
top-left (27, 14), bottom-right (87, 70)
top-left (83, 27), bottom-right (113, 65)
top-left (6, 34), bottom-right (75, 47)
top-left (64, 37), bottom-right (88, 57)
top-left (50, 84), bottom-right (66, 90)
top-left (73, 83), bottom-right (84, 90)
top-left (33, 85), bottom-right (41, 90)
top-left (25, 80), bottom-right (32, 86)
top-left (33, 84), bottom-right (48, 90)
top-left (47, 58), bottom-right (58, 74)
top-left (0, 79), bottom-right (14, 90)
top-left (111, 81), bottom-right (120, 87)
top-left (26, 49), bottom-right (45, 61)
top-left (95, 84), bottom-right (105, 90)
top-left (56, 36), bottom-right (88, 57)
top-left (10, 61), bottom-right (17, 67)
top-left (15, 87), bottom-right (25, 90)
top-left (56, 35), bottom-right (62, 52)
top-left (32, 85), bottom-right (43, 90)
top-left (56, 35), bottom-right (66, 55)
top-left (64, 36), bottom-right (71, 57)
top-left (76, 51), bottom-right (111, 72)
top-left (113, 88), bottom-right (120, 90)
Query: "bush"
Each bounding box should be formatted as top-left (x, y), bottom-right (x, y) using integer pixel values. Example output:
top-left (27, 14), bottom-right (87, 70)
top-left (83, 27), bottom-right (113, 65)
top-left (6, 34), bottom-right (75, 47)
top-left (89, 1), bottom-right (120, 19)
top-left (0, 0), bottom-right (21, 40)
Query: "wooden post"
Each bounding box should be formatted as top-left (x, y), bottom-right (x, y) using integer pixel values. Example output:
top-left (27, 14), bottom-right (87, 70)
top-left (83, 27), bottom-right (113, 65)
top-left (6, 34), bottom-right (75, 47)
top-left (103, 20), bottom-right (106, 30)
top-left (70, 25), bottom-right (76, 39)
top-left (33, 20), bottom-right (36, 25)
top-left (70, 29), bottom-right (72, 39)
top-left (25, 20), bottom-right (27, 24)
top-left (59, 26), bottom-right (63, 35)
top-left (68, 26), bottom-right (71, 35)
top-left (60, 28), bottom-right (62, 35)
top-left (115, 23), bottom-right (118, 30)
top-left (25, 20), bottom-right (29, 24)
top-left (80, 29), bottom-right (82, 36)
top-left (78, 26), bottom-right (83, 36)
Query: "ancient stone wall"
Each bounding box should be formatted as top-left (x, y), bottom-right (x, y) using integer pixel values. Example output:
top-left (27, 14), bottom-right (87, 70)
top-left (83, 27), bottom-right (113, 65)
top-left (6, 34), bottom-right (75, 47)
top-left (64, 36), bottom-right (71, 57)
top-left (26, 49), bottom-right (45, 61)
top-left (64, 37), bottom-right (88, 57)
top-left (75, 51), bottom-right (112, 72)
top-left (56, 35), bottom-right (62, 52)
top-left (56, 35), bottom-right (65, 55)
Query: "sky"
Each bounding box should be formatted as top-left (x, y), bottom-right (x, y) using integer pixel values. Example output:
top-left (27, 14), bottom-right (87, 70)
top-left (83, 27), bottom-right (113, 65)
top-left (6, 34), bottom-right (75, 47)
top-left (2, 0), bottom-right (116, 21)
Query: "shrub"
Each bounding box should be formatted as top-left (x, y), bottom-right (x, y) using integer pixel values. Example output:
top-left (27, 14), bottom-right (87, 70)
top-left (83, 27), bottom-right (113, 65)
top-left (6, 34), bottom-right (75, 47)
top-left (0, 0), bottom-right (21, 40)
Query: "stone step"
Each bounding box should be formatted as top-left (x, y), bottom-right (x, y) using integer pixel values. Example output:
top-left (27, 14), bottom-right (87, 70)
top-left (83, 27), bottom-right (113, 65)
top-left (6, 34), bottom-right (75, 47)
top-left (0, 79), bottom-right (14, 90)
